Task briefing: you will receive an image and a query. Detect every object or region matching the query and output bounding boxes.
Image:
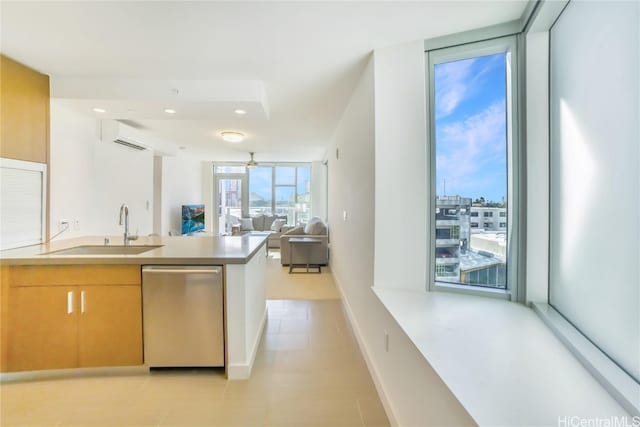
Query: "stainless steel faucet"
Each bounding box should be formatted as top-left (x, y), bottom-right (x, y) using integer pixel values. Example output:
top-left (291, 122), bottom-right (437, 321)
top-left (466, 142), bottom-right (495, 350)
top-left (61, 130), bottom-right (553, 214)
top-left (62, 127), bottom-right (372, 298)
top-left (119, 204), bottom-right (130, 246)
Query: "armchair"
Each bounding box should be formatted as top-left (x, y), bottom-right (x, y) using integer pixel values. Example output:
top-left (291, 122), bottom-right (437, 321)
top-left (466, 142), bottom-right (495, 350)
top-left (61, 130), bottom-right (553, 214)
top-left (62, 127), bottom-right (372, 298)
top-left (280, 218), bottom-right (329, 266)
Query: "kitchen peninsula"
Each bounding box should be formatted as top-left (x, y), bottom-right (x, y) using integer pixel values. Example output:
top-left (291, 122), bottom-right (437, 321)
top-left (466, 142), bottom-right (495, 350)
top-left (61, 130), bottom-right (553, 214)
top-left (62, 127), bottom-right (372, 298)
top-left (0, 234), bottom-right (268, 380)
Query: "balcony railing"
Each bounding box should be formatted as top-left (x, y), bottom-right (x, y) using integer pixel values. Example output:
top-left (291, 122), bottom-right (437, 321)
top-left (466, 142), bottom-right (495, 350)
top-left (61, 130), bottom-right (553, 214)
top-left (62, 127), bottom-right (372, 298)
top-left (435, 257), bottom-right (459, 265)
top-left (436, 239), bottom-right (460, 247)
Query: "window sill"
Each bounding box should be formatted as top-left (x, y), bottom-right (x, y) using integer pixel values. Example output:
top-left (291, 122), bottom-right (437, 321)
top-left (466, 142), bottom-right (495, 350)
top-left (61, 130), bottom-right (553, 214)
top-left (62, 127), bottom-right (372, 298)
top-left (532, 303), bottom-right (640, 416)
top-left (372, 287), bottom-right (630, 426)
top-left (432, 280), bottom-right (511, 300)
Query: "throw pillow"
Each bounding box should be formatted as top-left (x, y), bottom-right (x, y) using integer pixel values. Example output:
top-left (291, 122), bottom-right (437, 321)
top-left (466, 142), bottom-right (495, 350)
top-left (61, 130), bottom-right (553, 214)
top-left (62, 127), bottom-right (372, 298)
top-left (240, 218), bottom-right (254, 231)
top-left (304, 217), bottom-right (323, 235)
top-left (251, 215), bottom-right (265, 231)
top-left (305, 221), bottom-right (326, 235)
top-left (263, 215), bottom-right (277, 231)
top-left (270, 219), bottom-right (287, 232)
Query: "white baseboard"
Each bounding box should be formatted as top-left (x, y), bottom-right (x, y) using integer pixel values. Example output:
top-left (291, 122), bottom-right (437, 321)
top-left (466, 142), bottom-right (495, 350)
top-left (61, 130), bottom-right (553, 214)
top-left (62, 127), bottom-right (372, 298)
top-left (332, 273), bottom-right (399, 427)
top-left (226, 305), bottom-right (268, 380)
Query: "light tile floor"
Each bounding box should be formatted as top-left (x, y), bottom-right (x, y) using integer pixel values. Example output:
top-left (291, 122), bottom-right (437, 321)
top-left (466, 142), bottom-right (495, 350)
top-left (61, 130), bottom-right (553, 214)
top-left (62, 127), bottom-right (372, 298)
top-left (265, 249), bottom-right (340, 300)
top-left (1, 259), bottom-right (388, 427)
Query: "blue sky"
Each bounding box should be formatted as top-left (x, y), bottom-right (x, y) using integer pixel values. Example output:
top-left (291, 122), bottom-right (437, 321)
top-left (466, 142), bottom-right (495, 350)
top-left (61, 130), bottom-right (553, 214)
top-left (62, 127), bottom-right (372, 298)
top-left (435, 53), bottom-right (507, 203)
top-left (249, 166), bottom-right (311, 203)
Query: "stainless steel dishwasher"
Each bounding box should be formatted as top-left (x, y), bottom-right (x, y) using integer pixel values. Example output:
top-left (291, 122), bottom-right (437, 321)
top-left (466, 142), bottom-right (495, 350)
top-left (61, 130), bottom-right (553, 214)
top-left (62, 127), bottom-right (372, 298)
top-left (142, 266), bottom-right (224, 367)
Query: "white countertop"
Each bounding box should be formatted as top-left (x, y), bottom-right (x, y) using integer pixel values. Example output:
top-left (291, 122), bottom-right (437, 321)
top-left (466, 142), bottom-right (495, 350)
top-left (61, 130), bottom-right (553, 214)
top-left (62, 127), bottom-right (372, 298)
top-left (0, 234), bottom-right (268, 265)
top-left (373, 287), bottom-right (629, 426)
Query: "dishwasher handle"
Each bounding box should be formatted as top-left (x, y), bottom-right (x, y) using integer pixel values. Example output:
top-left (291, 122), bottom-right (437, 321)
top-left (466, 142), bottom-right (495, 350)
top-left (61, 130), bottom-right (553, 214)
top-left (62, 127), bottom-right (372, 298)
top-left (143, 266), bottom-right (221, 275)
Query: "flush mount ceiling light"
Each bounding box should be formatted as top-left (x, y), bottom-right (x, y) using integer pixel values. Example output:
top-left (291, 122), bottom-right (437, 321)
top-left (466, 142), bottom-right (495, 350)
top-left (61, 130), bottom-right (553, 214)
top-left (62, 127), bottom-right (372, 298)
top-left (234, 109), bottom-right (247, 115)
top-left (246, 152), bottom-right (258, 169)
top-left (93, 107), bottom-right (106, 113)
top-left (221, 131), bottom-right (245, 143)
top-left (164, 108), bottom-right (177, 114)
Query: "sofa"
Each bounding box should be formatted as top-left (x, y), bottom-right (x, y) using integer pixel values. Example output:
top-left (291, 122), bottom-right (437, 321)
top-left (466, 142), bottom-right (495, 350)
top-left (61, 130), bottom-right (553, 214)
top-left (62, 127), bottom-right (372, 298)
top-left (237, 214), bottom-right (295, 248)
top-left (280, 217), bottom-right (329, 266)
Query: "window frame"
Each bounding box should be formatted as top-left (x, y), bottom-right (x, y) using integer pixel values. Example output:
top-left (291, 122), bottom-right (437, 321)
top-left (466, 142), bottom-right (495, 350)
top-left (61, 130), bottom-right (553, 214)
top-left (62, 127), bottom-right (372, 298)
top-left (426, 35), bottom-right (523, 301)
top-left (215, 162), bottom-right (312, 226)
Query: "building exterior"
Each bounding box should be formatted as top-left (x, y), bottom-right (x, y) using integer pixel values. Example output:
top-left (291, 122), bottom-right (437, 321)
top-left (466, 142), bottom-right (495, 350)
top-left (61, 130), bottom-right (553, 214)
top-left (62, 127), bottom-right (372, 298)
top-left (434, 196), bottom-right (471, 283)
top-left (435, 197), bottom-right (507, 288)
top-left (469, 206), bottom-right (507, 231)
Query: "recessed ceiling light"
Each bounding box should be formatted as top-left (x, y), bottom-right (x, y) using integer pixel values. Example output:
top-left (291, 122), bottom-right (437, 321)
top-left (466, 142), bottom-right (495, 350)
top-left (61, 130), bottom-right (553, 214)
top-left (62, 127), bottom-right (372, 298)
top-left (164, 108), bottom-right (177, 114)
top-left (220, 131), bottom-right (245, 143)
top-left (93, 107), bottom-right (106, 113)
top-left (234, 109), bottom-right (247, 115)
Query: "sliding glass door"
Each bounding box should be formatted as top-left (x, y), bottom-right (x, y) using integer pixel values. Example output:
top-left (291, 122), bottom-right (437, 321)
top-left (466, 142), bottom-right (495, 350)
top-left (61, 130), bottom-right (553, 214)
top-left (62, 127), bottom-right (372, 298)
top-left (214, 175), bottom-right (246, 235)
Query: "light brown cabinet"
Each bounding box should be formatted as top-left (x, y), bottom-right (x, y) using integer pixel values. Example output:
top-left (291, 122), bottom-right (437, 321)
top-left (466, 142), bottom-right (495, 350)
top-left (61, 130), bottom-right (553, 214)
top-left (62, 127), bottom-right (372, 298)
top-left (77, 285), bottom-right (142, 368)
top-left (2, 265), bottom-right (142, 372)
top-left (0, 55), bottom-right (50, 164)
top-left (9, 286), bottom-right (78, 371)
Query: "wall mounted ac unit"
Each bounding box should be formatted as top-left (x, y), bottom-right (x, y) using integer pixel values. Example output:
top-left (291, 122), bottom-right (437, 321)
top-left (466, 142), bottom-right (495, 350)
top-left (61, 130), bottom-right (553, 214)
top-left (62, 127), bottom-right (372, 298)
top-left (100, 120), bottom-right (148, 151)
top-left (113, 138), bottom-right (147, 151)
top-left (99, 120), bottom-right (177, 156)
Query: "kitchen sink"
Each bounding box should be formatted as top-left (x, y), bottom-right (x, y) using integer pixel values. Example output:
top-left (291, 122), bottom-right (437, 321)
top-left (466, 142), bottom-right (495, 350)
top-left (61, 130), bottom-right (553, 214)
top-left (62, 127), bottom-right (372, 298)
top-left (44, 245), bottom-right (163, 256)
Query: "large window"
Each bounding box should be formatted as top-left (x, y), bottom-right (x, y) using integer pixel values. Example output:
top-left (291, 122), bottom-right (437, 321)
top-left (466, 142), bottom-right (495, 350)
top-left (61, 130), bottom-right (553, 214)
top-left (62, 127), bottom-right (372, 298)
top-left (245, 164), bottom-right (311, 224)
top-left (248, 167), bottom-right (273, 216)
top-left (549, 0), bottom-right (639, 384)
top-left (429, 36), bottom-right (517, 291)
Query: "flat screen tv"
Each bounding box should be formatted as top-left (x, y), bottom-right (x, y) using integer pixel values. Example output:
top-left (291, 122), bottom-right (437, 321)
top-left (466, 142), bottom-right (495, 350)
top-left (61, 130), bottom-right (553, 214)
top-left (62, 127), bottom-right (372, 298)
top-left (181, 204), bottom-right (205, 235)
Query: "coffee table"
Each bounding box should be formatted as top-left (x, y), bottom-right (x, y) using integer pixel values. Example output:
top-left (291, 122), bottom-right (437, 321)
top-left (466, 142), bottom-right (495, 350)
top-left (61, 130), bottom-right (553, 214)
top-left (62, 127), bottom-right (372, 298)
top-left (288, 237), bottom-right (323, 273)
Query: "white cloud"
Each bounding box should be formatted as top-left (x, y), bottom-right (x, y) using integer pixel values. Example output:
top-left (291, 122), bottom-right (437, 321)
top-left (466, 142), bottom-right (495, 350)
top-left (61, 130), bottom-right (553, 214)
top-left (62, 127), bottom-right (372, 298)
top-left (434, 57), bottom-right (476, 119)
top-left (435, 54), bottom-right (504, 120)
top-left (436, 101), bottom-right (507, 199)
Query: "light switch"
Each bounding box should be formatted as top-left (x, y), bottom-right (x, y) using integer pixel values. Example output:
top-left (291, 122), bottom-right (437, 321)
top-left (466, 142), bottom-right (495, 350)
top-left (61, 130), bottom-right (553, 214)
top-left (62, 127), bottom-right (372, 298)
top-left (343, 210), bottom-right (348, 221)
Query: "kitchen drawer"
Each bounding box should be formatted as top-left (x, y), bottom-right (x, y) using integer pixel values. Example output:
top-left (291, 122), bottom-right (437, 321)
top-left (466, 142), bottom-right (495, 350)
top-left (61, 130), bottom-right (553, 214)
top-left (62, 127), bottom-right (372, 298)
top-left (7, 265), bottom-right (141, 287)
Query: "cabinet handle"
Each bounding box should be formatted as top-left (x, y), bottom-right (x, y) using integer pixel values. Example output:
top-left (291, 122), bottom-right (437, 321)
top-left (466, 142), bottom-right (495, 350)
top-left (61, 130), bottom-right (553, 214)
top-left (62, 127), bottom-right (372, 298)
top-left (67, 291), bottom-right (73, 314)
top-left (80, 291), bottom-right (86, 313)
top-left (143, 267), bottom-right (221, 274)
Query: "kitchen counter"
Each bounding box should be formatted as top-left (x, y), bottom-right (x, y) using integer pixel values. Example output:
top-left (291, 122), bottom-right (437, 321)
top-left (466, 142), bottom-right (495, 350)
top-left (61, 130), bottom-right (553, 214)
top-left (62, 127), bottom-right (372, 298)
top-left (0, 234), bottom-right (268, 266)
top-left (1, 233), bottom-right (269, 380)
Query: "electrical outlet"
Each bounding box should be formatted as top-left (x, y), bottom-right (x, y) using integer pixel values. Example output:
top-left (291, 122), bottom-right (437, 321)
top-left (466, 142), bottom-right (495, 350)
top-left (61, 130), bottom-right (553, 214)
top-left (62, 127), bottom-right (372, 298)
top-left (343, 210), bottom-right (348, 221)
top-left (58, 219), bottom-right (70, 231)
top-left (384, 330), bottom-right (389, 352)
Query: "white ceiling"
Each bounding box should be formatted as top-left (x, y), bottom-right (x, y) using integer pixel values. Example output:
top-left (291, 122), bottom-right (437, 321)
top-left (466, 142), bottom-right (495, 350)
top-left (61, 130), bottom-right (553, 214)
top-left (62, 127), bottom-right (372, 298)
top-left (1, 1), bottom-right (528, 162)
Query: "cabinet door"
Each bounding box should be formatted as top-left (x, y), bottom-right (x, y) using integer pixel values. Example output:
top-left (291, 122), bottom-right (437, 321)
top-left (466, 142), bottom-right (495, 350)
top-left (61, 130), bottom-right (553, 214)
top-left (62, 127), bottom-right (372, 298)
top-left (0, 55), bottom-right (49, 163)
top-left (7, 286), bottom-right (78, 371)
top-left (77, 285), bottom-right (142, 367)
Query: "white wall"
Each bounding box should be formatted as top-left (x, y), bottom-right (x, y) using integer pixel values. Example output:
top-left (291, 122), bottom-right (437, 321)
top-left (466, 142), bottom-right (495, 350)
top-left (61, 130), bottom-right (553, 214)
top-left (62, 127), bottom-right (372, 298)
top-left (153, 156), bottom-right (163, 235)
top-left (49, 102), bottom-right (96, 238)
top-left (328, 53), bottom-right (474, 426)
top-left (524, 31), bottom-right (550, 303)
top-left (156, 155), bottom-right (205, 236)
top-left (92, 138), bottom-right (154, 237)
top-left (202, 162), bottom-right (214, 233)
top-left (310, 161), bottom-right (327, 221)
top-left (373, 41), bottom-right (428, 292)
top-left (50, 101), bottom-right (155, 238)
